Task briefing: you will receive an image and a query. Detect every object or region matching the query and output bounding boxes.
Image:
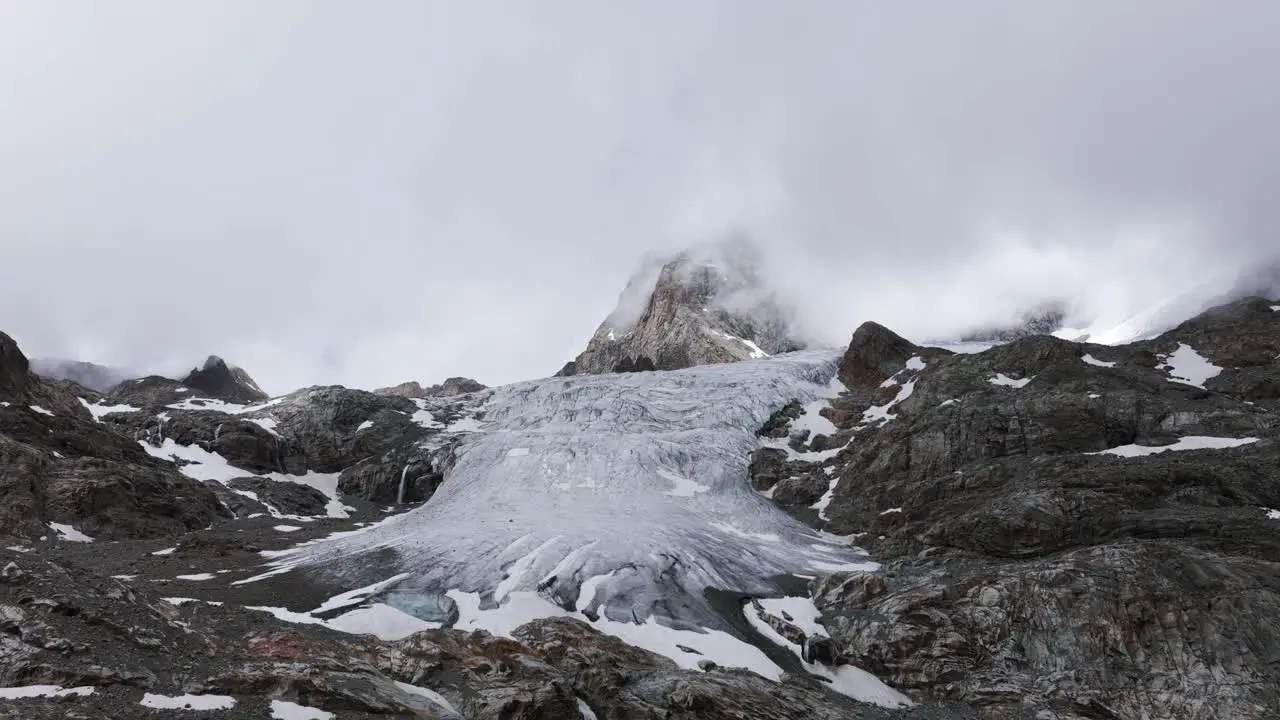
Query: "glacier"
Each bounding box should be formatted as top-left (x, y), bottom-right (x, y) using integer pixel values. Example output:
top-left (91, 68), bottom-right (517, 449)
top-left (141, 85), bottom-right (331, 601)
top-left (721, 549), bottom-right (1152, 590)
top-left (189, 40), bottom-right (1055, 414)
top-left (283, 349), bottom-right (873, 634)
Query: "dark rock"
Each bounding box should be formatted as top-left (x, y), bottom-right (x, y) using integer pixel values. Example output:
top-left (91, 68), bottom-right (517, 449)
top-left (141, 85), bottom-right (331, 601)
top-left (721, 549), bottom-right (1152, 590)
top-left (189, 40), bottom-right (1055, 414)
top-left (770, 472), bottom-right (828, 507)
top-left (837, 322), bottom-right (923, 390)
top-left (180, 356), bottom-right (268, 404)
top-left (781, 297), bottom-right (1280, 717)
top-left (226, 477), bottom-right (329, 517)
top-left (0, 331), bottom-right (31, 400)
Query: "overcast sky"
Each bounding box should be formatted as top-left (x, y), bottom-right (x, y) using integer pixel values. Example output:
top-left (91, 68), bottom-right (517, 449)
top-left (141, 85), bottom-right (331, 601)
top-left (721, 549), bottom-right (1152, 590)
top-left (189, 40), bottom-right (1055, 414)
top-left (2, 2), bottom-right (1278, 393)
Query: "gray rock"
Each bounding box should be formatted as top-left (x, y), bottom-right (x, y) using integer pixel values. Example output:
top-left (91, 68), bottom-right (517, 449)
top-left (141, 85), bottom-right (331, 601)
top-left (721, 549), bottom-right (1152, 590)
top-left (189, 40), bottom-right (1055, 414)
top-left (771, 296), bottom-right (1280, 718)
top-left (373, 377), bottom-right (486, 399)
top-left (556, 236), bottom-right (806, 376)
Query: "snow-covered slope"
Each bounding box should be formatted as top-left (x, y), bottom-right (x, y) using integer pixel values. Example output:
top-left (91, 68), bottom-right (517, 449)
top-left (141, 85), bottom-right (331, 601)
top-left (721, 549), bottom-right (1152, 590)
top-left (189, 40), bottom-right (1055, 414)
top-left (286, 350), bottom-right (872, 632)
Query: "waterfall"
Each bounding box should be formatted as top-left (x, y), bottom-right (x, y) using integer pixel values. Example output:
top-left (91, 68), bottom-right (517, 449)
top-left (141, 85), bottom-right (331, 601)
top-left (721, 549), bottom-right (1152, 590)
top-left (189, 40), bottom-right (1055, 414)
top-left (397, 465), bottom-right (409, 504)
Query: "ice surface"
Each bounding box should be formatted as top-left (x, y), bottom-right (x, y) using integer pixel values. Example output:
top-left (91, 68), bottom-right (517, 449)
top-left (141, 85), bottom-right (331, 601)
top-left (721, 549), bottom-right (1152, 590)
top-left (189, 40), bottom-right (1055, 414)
top-left (1089, 435), bottom-right (1258, 457)
top-left (1080, 354), bottom-right (1116, 368)
top-left (1157, 343), bottom-right (1221, 388)
top-left (288, 350), bottom-right (875, 631)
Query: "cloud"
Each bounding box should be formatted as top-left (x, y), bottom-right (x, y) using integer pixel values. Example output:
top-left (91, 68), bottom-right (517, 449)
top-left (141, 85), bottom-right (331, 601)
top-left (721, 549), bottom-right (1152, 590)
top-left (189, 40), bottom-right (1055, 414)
top-left (2, 2), bottom-right (1278, 392)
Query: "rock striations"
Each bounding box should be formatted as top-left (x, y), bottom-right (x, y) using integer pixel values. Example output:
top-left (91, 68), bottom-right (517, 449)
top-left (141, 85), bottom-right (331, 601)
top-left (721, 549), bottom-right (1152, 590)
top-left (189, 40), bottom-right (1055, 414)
top-left (556, 235), bottom-right (807, 376)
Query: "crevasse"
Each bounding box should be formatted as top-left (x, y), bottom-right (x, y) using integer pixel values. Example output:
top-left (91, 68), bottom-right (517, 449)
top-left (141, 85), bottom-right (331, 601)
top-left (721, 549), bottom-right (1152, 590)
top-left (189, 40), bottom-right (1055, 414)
top-left (290, 349), bottom-right (872, 630)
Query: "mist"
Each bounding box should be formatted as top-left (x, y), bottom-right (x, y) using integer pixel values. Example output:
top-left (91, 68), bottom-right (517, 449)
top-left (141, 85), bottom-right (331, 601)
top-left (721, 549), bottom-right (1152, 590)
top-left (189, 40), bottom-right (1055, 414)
top-left (2, 2), bottom-right (1278, 393)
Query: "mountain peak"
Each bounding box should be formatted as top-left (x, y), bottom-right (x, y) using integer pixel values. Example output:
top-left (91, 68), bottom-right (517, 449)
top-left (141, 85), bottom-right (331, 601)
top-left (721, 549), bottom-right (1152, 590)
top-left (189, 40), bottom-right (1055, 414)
top-left (557, 236), bottom-right (805, 376)
top-left (181, 355), bottom-right (268, 403)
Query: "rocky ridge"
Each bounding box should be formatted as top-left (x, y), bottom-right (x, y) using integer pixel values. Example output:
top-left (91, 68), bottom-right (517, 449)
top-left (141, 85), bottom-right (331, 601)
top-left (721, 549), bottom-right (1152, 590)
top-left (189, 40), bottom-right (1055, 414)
top-left (750, 296), bottom-right (1280, 719)
top-left (556, 235), bottom-right (806, 376)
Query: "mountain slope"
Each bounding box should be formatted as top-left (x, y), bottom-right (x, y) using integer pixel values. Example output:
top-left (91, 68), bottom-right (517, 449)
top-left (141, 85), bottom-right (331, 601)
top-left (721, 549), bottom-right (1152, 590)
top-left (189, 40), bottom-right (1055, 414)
top-left (749, 295), bottom-right (1280, 718)
top-left (556, 236), bottom-right (806, 375)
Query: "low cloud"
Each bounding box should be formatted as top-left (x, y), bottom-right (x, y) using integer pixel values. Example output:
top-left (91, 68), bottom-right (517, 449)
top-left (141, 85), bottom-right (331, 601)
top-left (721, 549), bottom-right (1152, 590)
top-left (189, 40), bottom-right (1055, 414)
top-left (2, 2), bottom-right (1277, 392)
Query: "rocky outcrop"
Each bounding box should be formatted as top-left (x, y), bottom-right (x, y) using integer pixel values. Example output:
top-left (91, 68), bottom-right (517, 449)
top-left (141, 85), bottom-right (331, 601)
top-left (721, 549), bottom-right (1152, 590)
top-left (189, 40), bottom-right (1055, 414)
top-left (0, 332), bottom-right (224, 542)
top-left (373, 377), bottom-right (486, 399)
top-left (181, 355), bottom-right (268, 404)
top-left (557, 236), bottom-right (806, 376)
top-left (754, 297), bottom-right (1280, 718)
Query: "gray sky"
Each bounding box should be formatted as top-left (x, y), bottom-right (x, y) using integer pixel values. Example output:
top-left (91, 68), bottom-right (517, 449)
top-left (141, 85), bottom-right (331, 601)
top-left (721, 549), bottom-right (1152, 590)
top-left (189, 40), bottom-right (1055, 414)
top-left (2, 2), bottom-right (1278, 393)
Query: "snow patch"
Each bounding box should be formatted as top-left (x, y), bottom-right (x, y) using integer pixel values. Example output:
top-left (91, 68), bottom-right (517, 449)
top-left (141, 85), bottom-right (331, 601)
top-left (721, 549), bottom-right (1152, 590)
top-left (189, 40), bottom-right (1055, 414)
top-left (78, 397), bottom-right (139, 421)
top-left (988, 373), bottom-right (1032, 388)
top-left (270, 700), bottom-right (335, 720)
top-left (1089, 435), bottom-right (1258, 457)
top-left (140, 693), bottom-right (237, 710)
top-left (743, 598), bottom-right (911, 708)
top-left (1081, 354), bottom-right (1116, 368)
top-left (151, 547), bottom-right (176, 556)
top-left (48, 523), bottom-right (93, 542)
top-left (1157, 343), bottom-right (1222, 389)
top-left (357, 420), bottom-right (375, 432)
top-left (175, 573), bottom-right (216, 581)
top-left (394, 681), bottom-right (460, 715)
top-left (0, 685), bottom-right (94, 698)
top-left (29, 405), bottom-right (54, 416)
top-left (248, 417), bottom-right (280, 435)
top-left (274, 525), bottom-right (303, 533)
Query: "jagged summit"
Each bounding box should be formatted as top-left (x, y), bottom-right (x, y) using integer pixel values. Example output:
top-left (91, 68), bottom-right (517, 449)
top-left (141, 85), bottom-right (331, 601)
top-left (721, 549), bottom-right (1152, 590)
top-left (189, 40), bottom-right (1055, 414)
top-left (180, 354), bottom-right (268, 403)
top-left (556, 236), bottom-right (806, 376)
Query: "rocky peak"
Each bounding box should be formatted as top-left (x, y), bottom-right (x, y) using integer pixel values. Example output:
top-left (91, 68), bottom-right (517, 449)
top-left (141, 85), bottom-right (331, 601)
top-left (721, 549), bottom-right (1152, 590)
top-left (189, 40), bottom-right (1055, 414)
top-left (837, 321), bottom-right (921, 390)
top-left (556, 235), bottom-right (806, 376)
top-left (373, 376), bottom-right (487, 399)
top-left (180, 355), bottom-right (268, 404)
top-left (0, 330), bottom-right (32, 400)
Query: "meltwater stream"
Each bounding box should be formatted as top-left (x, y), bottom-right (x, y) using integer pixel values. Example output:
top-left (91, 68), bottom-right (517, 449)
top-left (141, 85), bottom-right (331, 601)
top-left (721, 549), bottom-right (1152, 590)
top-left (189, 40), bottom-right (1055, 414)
top-left (287, 349), bottom-right (873, 633)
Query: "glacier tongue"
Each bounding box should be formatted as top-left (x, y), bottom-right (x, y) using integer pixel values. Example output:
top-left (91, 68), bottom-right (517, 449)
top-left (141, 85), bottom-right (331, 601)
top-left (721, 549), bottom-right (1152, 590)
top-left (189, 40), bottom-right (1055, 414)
top-left (289, 349), bottom-right (872, 630)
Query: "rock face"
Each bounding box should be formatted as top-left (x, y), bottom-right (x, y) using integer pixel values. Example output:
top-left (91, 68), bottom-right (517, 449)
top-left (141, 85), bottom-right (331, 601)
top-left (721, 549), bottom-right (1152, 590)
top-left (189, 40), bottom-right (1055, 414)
top-left (0, 332), bottom-right (224, 542)
top-left (373, 377), bottom-right (486, 399)
top-left (753, 296), bottom-right (1280, 719)
top-left (556, 235), bottom-right (806, 376)
top-left (181, 355), bottom-right (269, 404)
